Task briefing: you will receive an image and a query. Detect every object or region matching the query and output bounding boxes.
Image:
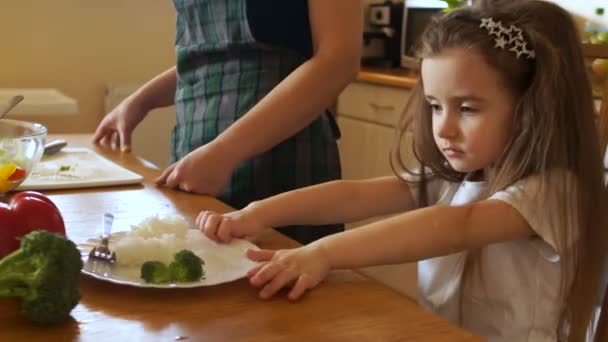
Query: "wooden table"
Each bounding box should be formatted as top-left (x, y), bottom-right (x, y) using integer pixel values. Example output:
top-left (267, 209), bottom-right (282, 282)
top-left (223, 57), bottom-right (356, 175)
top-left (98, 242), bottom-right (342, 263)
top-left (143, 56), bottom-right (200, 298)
top-left (0, 134), bottom-right (480, 342)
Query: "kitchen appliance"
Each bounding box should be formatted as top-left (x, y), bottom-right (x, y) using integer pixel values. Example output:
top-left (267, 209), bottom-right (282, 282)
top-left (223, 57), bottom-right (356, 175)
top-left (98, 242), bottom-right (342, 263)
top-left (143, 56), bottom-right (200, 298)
top-left (362, 1), bottom-right (404, 68)
top-left (400, 0), bottom-right (448, 68)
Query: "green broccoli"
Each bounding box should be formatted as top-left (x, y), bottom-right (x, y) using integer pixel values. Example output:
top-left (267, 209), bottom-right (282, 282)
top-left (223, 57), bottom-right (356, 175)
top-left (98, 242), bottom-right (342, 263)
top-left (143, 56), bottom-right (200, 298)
top-left (140, 261), bottom-right (171, 284)
top-left (169, 249), bottom-right (205, 282)
top-left (0, 230), bottom-right (83, 324)
top-left (140, 249), bottom-right (205, 284)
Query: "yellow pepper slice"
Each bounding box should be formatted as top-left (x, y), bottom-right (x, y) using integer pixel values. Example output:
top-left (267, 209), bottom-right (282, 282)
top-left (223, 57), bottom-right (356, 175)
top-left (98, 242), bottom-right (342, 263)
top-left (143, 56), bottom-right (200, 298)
top-left (0, 163), bottom-right (17, 181)
top-left (0, 179), bottom-right (12, 192)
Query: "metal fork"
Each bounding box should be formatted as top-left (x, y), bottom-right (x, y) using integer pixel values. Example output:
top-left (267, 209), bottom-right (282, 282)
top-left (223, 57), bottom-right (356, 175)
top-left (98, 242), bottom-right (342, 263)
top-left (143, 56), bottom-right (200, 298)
top-left (88, 213), bottom-right (117, 263)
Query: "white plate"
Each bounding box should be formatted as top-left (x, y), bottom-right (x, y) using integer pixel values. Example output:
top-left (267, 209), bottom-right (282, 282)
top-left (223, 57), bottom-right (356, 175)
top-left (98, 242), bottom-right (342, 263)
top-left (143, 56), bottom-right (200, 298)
top-left (17, 147), bottom-right (143, 191)
top-left (77, 232), bottom-right (259, 288)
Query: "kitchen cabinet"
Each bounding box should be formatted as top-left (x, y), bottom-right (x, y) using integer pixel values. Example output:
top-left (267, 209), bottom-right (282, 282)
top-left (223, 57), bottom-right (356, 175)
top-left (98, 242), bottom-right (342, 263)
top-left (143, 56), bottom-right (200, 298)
top-left (336, 81), bottom-right (418, 299)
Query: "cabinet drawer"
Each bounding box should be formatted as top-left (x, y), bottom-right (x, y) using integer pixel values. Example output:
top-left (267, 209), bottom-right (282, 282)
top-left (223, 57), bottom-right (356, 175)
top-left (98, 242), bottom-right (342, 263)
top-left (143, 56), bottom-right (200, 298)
top-left (336, 82), bottom-right (411, 127)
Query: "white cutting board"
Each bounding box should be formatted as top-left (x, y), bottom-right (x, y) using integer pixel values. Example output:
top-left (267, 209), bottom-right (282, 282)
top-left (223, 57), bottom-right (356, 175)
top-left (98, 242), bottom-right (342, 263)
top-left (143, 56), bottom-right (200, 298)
top-left (17, 148), bottom-right (143, 191)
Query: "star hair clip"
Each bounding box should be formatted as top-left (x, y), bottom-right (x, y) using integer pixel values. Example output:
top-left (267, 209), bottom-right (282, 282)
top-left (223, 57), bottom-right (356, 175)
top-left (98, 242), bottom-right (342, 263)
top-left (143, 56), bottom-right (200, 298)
top-left (479, 17), bottom-right (535, 60)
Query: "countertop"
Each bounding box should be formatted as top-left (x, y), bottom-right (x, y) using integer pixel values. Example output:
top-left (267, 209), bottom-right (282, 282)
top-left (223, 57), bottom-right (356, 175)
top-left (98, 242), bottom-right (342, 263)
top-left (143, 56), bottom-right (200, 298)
top-left (356, 66), bottom-right (419, 89)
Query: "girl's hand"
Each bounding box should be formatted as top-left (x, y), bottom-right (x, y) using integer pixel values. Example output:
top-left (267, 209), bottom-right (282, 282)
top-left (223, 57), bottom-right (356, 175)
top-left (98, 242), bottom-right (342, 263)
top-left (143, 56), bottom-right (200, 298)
top-left (246, 245), bottom-right (331, 300)
top-left (196, 208), bottom-right (266, 243)
top-left (155, 142), bottom-right (238, 195)
top-left (92, 97), bottom-right (148, 152)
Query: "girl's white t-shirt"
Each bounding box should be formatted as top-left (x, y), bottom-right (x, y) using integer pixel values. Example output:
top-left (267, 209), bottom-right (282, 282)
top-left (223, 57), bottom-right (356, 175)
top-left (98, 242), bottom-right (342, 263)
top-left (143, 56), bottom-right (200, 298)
top-left (415, 177), bottom-right (566, 342)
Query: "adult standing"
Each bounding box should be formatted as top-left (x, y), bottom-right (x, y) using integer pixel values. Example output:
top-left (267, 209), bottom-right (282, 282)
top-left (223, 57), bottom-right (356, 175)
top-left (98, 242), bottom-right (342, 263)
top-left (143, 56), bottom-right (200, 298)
top-left (93, 0), bottom-right (363, 244)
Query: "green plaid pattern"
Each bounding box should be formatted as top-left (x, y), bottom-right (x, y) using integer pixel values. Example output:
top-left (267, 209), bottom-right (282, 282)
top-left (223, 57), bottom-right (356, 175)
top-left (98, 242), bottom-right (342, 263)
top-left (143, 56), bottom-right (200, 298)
top-left (171, 0), bottom-right (341, 219)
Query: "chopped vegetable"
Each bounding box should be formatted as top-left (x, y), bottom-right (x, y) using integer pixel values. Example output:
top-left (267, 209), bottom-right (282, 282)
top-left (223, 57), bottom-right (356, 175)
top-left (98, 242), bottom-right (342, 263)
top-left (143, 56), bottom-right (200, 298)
top-left (140, 261), bottom-right (172, 284)
top-left (0, 230), bottom-right (83, 324)
top-left (59, 165), bottom-right (71, 172)
top-left (0, 163), bottom-right (18, 192)
top-left (7, 166), bottom-right (26, 181)
top-left (0, 163), bottom-right (26, 192)
top-left (0, 180), bottom-right (11, 193)
top-left (170, 250), bottom-right (205, 282)
top-left (140, 249), bottom-right (205, 284)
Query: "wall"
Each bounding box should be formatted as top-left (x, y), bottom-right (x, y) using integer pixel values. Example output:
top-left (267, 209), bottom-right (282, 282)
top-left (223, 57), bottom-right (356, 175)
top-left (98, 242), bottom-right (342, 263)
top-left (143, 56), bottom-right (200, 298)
top-left (0, 0), bottom-right (176, 134)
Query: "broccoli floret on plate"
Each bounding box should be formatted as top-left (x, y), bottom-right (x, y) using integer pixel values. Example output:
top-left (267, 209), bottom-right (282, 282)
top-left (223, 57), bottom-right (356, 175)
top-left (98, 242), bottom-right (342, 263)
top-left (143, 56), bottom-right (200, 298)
top-left (140, 249), bottom-right (205, 284)
top-left (140, 261), bottom-right (171, 284)
top-left (0, 230), bottom-right (83, 324)
top-left (169, 249), bottom-right (205, 282)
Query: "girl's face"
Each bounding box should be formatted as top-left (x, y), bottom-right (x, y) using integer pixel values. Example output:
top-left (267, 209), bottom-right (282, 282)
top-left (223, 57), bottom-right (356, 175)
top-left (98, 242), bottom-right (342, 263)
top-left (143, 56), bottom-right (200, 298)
top-left (421, 48), bottom-right (517, 174)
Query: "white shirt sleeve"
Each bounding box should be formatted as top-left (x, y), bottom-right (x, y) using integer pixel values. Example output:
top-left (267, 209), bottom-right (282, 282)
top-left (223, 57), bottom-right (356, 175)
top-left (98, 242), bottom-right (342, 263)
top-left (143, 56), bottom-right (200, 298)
top-left (489, 174), bottom-right (566, 262)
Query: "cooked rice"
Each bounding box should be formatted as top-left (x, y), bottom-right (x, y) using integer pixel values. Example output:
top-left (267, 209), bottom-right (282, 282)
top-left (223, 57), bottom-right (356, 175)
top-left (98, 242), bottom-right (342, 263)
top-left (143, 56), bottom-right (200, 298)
top-left (113, 215), bottom-right (206, 266)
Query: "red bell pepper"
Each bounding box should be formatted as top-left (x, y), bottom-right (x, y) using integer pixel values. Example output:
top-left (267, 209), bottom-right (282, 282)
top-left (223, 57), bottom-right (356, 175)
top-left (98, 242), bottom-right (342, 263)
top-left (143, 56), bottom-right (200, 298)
top-left (0, 191), bottom-right (66, 259)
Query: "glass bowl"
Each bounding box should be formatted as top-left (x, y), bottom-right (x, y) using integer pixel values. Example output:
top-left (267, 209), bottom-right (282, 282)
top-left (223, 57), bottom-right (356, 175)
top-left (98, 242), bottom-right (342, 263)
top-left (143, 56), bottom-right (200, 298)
top-left (0, 119), bottom-right (47, 194)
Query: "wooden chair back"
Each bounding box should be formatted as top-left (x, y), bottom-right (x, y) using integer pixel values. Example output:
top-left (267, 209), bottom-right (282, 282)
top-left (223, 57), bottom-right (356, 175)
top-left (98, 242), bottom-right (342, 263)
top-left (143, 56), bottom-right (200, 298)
top-left (583, 42), bottom-right (608, 342)
top-left (582, 43), bottom-right (608, 159)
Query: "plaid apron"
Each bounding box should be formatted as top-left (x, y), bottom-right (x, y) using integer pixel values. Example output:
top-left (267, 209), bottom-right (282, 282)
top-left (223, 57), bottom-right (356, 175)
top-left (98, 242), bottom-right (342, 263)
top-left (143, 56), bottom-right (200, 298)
top-left (171, 0), bottom-right (343, 243)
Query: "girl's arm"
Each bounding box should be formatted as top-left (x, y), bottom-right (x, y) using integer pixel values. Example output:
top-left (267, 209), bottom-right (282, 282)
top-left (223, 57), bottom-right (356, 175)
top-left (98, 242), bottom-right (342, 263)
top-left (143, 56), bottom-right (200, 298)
top-left (246, 199), bottom-right (536, 300)
top-left (211, 0), bottom-right (363, 165)
top-left (198, 176), bottom-right (414, 243)
top-left (249, 176), bottom-right (414, 227)
top-left (317, 199), bottom-right (535, 268)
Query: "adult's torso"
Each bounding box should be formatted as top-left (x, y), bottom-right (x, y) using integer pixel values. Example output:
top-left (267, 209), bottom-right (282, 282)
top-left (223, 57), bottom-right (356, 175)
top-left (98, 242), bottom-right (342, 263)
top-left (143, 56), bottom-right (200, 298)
top-left (170, 0), bottom-right (342, 226)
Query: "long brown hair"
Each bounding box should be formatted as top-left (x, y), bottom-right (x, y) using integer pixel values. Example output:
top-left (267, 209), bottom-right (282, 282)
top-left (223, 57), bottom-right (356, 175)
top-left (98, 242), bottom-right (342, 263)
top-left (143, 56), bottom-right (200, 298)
top-left (390, 0), bottom-right (608, 340)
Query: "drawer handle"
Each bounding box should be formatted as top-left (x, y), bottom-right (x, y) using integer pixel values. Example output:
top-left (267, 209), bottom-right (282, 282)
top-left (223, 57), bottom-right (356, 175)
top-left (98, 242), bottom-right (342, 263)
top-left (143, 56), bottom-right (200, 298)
top-left (369, 103), bottom-right (396, 111)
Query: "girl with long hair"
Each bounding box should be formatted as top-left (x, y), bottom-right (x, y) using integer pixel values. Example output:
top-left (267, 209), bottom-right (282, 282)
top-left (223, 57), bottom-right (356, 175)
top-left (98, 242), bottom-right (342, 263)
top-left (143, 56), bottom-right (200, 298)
top-left (196, 1), bottom-right (608, 340)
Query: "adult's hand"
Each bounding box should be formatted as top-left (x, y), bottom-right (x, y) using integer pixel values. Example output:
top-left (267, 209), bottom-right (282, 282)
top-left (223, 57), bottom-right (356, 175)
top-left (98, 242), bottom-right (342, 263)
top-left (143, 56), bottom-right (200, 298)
top-left (92, 97), bottom-right (148, 152)
top-left (92, 66), bottom-right (178, 152)
top-left (155, 141), bottom-right (239, 195)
